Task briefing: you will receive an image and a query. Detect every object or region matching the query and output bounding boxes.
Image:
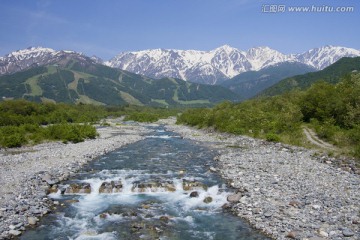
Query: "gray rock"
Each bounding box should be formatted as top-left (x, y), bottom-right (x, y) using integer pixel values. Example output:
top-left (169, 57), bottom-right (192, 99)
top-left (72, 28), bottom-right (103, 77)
top-left (9, 225), bottom-right (16, 230)
top-left (227, 193), bottom-right (242, 203)
top-left (264, 212), bottom-right (272, 218)
top-left (28, 217), bottom-right (38, 225)
top-left (190, 191), bottom-right (199, 198)
top-left (209, 167), bottom-right (217, 172)
top-left (342, 228), bottom-right (354, 237)
top-left (9, 229), bottom-right (22, 236)
top-left (318, 230), bottom-right (328, 237)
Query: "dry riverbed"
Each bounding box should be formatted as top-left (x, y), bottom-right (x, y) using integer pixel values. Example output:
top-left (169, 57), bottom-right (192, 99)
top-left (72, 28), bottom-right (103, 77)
top-left (162, 118), bottom-right (360, 240)
top-left (0, 120), bottom-right (150, 239)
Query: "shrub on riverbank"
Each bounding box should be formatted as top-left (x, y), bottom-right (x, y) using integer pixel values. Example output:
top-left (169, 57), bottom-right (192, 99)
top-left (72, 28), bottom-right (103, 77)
top-left (0, 123), bottom-right (98, 147)
top-left (0, 100), bottom-right (180, 148)
top-left (124, 112), bottom-right (160, 123)
top-left (177, 73), bottom-right (360, 159)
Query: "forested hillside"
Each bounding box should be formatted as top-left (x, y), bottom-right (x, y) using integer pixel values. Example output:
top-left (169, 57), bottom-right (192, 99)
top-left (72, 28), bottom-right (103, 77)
top-left (0, 58), bottom-right (239, 107)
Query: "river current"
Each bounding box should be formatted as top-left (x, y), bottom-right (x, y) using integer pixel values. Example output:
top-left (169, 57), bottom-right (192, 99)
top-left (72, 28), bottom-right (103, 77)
top-left (21, 125), bottom-right (268, 240)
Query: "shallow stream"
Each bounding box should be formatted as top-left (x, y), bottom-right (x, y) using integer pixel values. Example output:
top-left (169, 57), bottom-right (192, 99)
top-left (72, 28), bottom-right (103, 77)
top-left (21, 125), bottom-right (268, 240)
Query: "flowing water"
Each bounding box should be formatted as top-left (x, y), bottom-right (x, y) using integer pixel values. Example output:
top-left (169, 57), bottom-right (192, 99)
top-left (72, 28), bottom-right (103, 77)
top-left (21, 125), bottom-right (268, 240)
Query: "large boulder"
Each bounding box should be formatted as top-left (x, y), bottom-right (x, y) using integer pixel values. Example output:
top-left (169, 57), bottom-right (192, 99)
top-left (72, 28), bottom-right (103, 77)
top-left (132, 180), bottom-right (176, 192)
top-left (64, 183), bottom-right (91, 194)
top-left (99, 181), bottom-right (123, 193)
top-left (182, 179), bottom-right (207, 191)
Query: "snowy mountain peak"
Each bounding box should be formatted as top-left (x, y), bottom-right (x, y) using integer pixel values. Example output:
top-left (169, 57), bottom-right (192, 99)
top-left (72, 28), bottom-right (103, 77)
top-left (106, 45), bottom-right (360, 84)
top-left (296, 45), bottom-right (360, 69)
top-left (213, 44), bottom-right (239, 53)
top-left (5, 46), bottom-right (56, 59)
top-left (0, 47), bottom-right (99, 76)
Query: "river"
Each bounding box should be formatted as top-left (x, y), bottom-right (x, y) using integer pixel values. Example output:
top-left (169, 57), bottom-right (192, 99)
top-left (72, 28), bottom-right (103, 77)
top-left (21, 125), bottom-right (268, 240)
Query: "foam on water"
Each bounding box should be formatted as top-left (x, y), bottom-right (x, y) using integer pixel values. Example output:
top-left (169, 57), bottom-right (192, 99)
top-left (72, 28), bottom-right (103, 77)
top-left (146, 135), bottom-right (172, 139)
top-left (21, 126), bottom-right (268, 240)
top-left (73, 231), bottom-right (117, 240)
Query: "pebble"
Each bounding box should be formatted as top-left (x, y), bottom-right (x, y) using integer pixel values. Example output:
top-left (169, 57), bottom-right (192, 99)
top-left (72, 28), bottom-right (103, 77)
top-left (9, 229), bottom-right (22, 236)
top-left (286, 231), bottom-right (297, 239)
top-left (28, 217), bottom-right (38, 225)
top-left (227, 193), bottom-right (242, 203)
top-left (263, 212), bottom-right (272, 218)
top-left (209, 167), bottom-right (217, 172)
top-left (342, 228), bottom-right (354, 237)
top-left (318, 230), bottom-right (328, 237)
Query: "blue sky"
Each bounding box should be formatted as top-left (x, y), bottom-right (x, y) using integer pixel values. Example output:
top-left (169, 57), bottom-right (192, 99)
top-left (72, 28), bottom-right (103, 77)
top-left (1, 0), bottom-right (359, 59)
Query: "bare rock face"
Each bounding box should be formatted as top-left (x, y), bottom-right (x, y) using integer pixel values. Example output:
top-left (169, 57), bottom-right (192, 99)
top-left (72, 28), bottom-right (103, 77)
top-left (182, 179), bottom-right (207, 191)
top-left (64, 183), bottom-right (91, 194)
top-left (99, 181), bottom-right (123, 193)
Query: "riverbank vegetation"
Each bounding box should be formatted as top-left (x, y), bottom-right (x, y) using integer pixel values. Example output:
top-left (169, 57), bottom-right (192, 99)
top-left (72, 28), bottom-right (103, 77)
top-left (0, 100), bottom-right (178, 148)
top-left (177, 73), bottom-right (360, 159)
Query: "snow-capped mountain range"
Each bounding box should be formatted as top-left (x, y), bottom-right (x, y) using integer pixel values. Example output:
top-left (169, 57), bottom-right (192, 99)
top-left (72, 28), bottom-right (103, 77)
top-left (105, 45), bottom-right (360, 84)
top-left (1, 45), bottom-right (360, 85)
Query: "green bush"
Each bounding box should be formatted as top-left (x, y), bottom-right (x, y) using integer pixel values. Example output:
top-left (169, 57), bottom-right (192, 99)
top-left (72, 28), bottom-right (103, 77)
top-left (45, 124), bottom-right (98, 143)
top-left (124, 112), bottom-right (160, 123)
top-left (266, 133), bottom-right (281, 142)
top-left (0, 133), bottom-right (27, 148)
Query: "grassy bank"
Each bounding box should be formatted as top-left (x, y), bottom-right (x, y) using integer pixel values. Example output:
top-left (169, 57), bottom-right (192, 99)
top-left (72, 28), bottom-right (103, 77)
top-left (177, 73), bottom-right (360, 159)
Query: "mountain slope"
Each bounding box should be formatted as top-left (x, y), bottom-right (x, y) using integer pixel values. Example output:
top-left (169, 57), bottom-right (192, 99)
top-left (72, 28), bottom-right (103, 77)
top-left (0, 47), bottom-right (96, 76)
top-left (0, 57), bottom-right (239, 107)
top-left (220, 62), bottom-right (316, 100)
top-left (2, 45), bottom-right (359, 86)
top-left (106, 45), bottom-right (360, 84)
top-left (259, 57), bottom-right (360, 97)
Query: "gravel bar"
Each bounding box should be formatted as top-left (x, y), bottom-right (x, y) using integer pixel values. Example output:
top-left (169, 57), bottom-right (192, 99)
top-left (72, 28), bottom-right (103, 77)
top-left (0, 121), bottom-right (150, 239)
top-left (163, 118), bottom-right (360, 240)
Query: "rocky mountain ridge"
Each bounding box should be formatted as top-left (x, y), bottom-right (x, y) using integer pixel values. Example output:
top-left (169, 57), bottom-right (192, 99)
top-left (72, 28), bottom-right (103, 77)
top-left (1, 45), bottom-right (360, 85)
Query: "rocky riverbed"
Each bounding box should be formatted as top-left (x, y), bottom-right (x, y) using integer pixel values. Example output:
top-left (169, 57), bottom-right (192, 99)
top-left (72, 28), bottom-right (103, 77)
top-left (1, 117), bottom-right (359, 240)
top-left (0, 120), bottom-right (150, 239)
top-left (163, 118), bottom-right (360, 240)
